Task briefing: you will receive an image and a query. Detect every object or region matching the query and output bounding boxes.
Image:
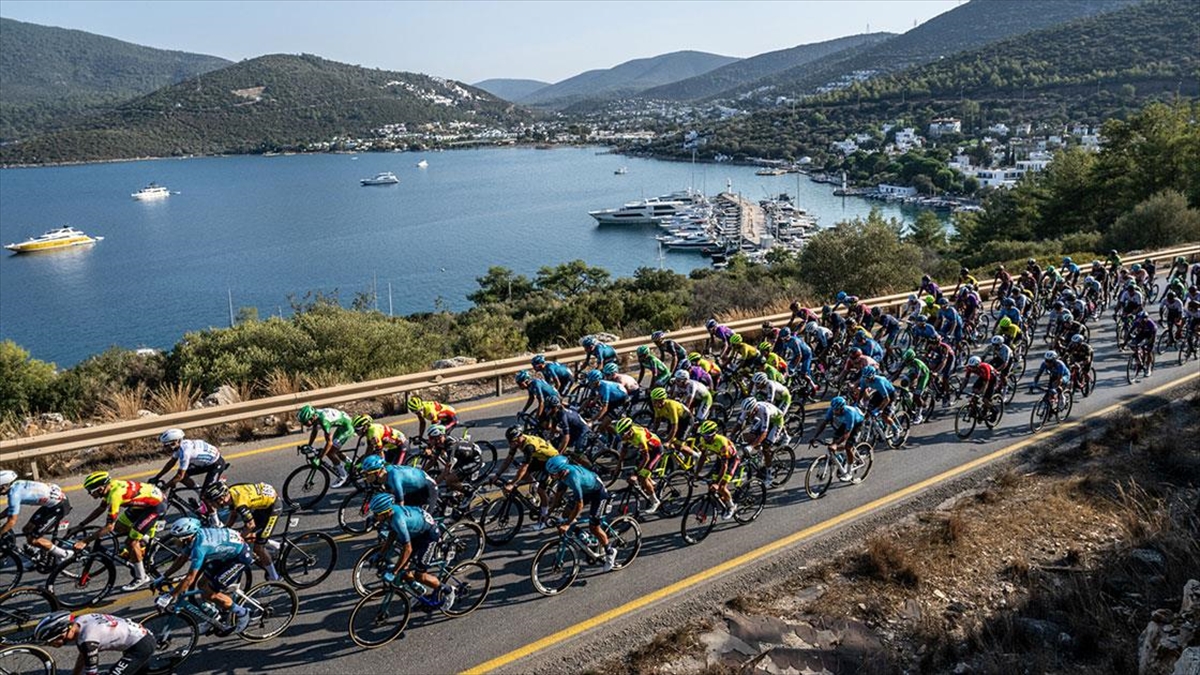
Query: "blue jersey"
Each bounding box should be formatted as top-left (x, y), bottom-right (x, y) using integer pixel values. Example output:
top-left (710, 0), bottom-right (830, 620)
top-left (553, 407), bottom-right (590, 442)
top-left (997, 307), bottom-right (1022, 326)
top-left (589, 342), bottom-right (617, 364)
top-left (877, 314), bottom-right (901, 336)
top-left (382, 464), bottom-right (434, 503)
top-left (542, 361), bottom-right (573, 386)
top-left (385, 505), bottom-right (436, 545)
top-left (528, 378), bottom-right (560, 400)
top-left (1036, 359), bottom-right (1071, 381)
top-left (559, 464), bottom-right (603, 503)
top-left (824, 405), bottom-right (865, 431)
top-left (188, 528), bottom-right (248, 571)
top-left (913, 323), bottom-right (938, 342)
top-left (4, 480), bottom-right (65, 517)
top-left (594, 380), bottom-right (628, 405)
top-left (858, 338), bottom-right (885, 362)
top-left (860, 375), bottom-right (895, 399)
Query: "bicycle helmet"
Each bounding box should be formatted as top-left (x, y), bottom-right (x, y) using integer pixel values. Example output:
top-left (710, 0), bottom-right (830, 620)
top-left (990, 335), bottom-right (1004, 346)
top-left (998, 317), bottom-right (1012, 328)
top-left (752, 372), bottom-right (768, 386)
top-left (515, 370), bottom-right (532, 385)
top-left (636, 345), bottom-right (650, 357)
top-left (1044, 351), bottom-right (1058, 361)
top-left (581, 335), bottom-right (596, 348)
top-left (936, 297), bottom-right (949, 306)
top-left (369, 492), bottom-right (396, 515)
top-left (789, 300), bottom-right (802, 312)
top-left (0, 470), bottom-right (17, 489)
top-left (923, 295), bottom-right (935, 306)
top-left (673, 369), bottom-right (689, 382)
top-left (849, 347), bottom-right (863, 358)
top-left (649, 387), bottom-right (668, 401)
top-left (1132, 263), bottom-right (1142, 272)
top-left (688, 351), bottom-right (703, 362)
top-left (741, 397), bottom-right (757, 413)
top-left (730, 333), bottom-right (743, 345)
top-left (1062, 289), bottom-right (1076, 301)
top-left (835, 291), bottom-right (847, 303)
top-left (585, 369), bottom-right (603, 384)
top-left (1109, 249), bottom-right (1118, 256)
top-left (1062, 257), bottom-right (1072, 265)
top-left (861, 365), bottom-right (877, 379)
top-left (1052, 301), bottom-right (1064, 310)
top-left (1176, 256), bottom-right (1186, 264)
top-left (1060, 311), bottom-right (1073, 323)
top-left (705, 319), bottom-right (717, 330)
top-left (914, 314), bottom-right (926, 324)
top-left (921, 274), bottom-right (931, 283)
top-left (504, 425), bottom-right (524, 443)
top-left (1070, 334), bottom-right (1085, 345)
top-left (83, 471), bottom-right (110, 493)
top-left (33, 611), bottom-right (74, 643)
top-left (758, 341), bottom-right (772, 353)
top-left (966, 356), bottom-right (981, 368)
top-left (779, 327), bottom-right (792, 340)
top-left (805, 321), bottom-right (818, 334)
top-left (821, 305), bottom-right (832, 316)
top-left (298, 404), bottom-right (316, 423)
top-left (545, 455), bottom-right (570, 474)
top-left (871, 307), bottom-right (882, 318)
top-left (614, 417), bottom-right (634, 434)
top-left (158, 428), bottom-right (185, 445)
top-left (360, 454), bottom-right (386, 473)
top-left (602, 362), bottom-right (619, 376)
top-left (531, 354), bottom-right (546, 367)
top-left (546, 396), bottom-right (562, 408)
top-left (697, 420), bottom-right (719, 436)
top-left (168, 517), bottom-right (202, 540)
top-left (830, 396), bottom-right (847, 413)
top-left (427, 424), bottom-right (447, 439)
top-left (961, 266), bottom-right (970, 275)
top-left (406, 396), bottom-right (423, 412)
top-left (202, 481), bottom-right (229, 502)
top-left (352, 414), bottom-right (373, 431)
top-left (902, 348), bottom-right (916, 362)
top-left (1046, 265), bottom-right (1056, 275)
top-left (1166, 290), bottom-right (1177, 300)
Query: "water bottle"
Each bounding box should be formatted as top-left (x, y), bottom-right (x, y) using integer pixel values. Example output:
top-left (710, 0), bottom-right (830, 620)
top-left (581, 531), bottom-right (599, 552)
top-left (410, 581), bottom-right (430, 596)
top-left (835, 451), bottom-right (847, 468)
top-left (199, 601), bottom-right (220, 620)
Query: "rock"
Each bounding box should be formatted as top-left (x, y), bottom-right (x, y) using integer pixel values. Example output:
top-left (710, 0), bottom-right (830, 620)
top-left (433, 356), bottom-right (478, 370)
top-left (202, 384), bottom-right (239, 407)
top-left (1015, 617), bottom-right (1062, 647)
top-left (1173, 647), bottom-right (1200, 675)
top-left (724, 611), bottom-right (793, 649)
top-left (1183, 580), bottom-right (1200, 614)
top-left (263, 415), bottom-right (278, 428)
top-left (1130, 548), bottom-right (1168, 575)
top-left (136, 410), bottom-right (158, 418)
top-left (955, 663), bottom-right (973, 674)
top-left (698, 625), bottom-right (758, 659)
top-left (592, 332), bottom-right (619, 344)
top-left (39, 412), bottom-right (65, 425)
top-left (933, 589), bottom-right (949, 601)
top-left (544, 344), bottom-right (562, 352)
top-left (793, 584), bottom-right (826, 605)
top-left (900, 599), bottom-right (923, 622)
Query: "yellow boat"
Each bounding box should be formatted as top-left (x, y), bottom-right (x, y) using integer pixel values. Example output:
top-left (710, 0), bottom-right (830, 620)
top-left (5, 227), bottom-right (103, 254)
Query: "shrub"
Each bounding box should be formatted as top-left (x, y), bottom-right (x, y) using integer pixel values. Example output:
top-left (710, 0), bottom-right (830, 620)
top-left (1105, 189), bottom-right (1200, 252)
top-left (0, 341), bottom-right (58, 418)
top-left (798, 210), bottom-right (923, 297)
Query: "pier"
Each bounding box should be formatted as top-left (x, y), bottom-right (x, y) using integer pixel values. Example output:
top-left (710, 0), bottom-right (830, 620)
top-left (718, 192), bottom-right (766, 248)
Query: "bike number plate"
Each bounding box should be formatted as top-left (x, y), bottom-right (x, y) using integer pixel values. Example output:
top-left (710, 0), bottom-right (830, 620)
top-left (289, 517), bottom-right (300, 528)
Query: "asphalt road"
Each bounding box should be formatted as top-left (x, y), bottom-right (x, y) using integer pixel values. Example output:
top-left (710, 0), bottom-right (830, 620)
top-left (17, 320), bottom-right (1199, 675)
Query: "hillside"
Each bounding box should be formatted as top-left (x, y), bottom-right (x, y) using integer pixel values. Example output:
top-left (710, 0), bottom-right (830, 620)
top-left (723, 0), bottom-right (1140, 104)
top-left (472, 78), bottom-right (549, 102)
top-left (519, 50), bottom-right (740, 108)
top-left (0, 53), bottom-right (527, 165)
top-left (639, 33), bottom-right (895, 102)
top-left (0, 17), bottom-right (231, 141)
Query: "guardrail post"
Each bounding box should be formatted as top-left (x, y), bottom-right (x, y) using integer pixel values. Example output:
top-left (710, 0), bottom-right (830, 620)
top-left (496, 376), bottom-right (502, 397)
top-left (29, 460), bottom-right (39, 480)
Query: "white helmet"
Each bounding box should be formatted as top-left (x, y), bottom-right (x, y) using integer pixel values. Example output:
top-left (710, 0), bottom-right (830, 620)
top-left (741, 397), bottom-right (758, 412)
top-left (752, 372), bottom-right (768, 386)
top-left (158, 428), bottom-right (185, 445)
top-left (168, 517), bottom-right (202, 540)
top-left (805, 321), bottom-right (818, 334)
top-left (967, 356), bottom-right (981, 368)
top-left (990, 335), bottom-right (1004, 345)
top-left (0, 470), bottom-right (17, 489)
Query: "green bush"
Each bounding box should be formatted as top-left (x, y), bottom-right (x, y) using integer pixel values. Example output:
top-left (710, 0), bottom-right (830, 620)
top-left (1105, 190), bottom-right (1200, 252)
top-left (0, 341), bottom-right (58, 418)
top-left (798, 210), bottom-right (923, 298)
top-left (52, 348), bottom-right (165, 419)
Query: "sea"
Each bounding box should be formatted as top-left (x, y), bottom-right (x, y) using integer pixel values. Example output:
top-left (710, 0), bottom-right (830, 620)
top-left (0, 147), bottom-right (926, 366)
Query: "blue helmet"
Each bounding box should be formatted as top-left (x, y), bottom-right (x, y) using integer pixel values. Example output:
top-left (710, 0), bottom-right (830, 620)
top-left (836, 291), bottom-right (847, 303)
top-left (861, 365), bottom-right (877, 379)
top-left (585, 369), bottom-right (603, 384)
top-left (602, 363), bottom-right (619, 376)
top-left (369, 493), bottom-right (396, 515)
top-left (830, 396), bottom-right (847, 413)
top-left (651, 330), bottom-right (666, 341)
top-left (779, 327), bottom-right (792, 340)
top-left (581, 336), bottom-right (596, 348)
top-left (705, 318), bottom-right (717, 330)
top-left (360, 454), bottom-right (386, 473)
top-left (531, 354), bottom-right (546, 367)
top-left (168, 517), bottom-right (202, 540)
top-left (545, 455), bottom-right (570, 474)
top-left (515, 370), bottom-right (532, 385)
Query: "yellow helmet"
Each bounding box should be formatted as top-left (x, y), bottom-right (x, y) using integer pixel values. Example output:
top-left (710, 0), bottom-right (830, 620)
top-left (406, 396), bottom-right (423, 412)
top-left (83, 471), bottom-right (110, 493)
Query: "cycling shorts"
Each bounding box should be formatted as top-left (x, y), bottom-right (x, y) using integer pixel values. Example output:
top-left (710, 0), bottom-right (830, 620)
top-left (331, 426), bottom-right (355, 449)
top-left (403, 481), bottom-right (439, 511)
top-left (108, 634), bottom-right (156, 675)
top-left (583, 487), bottom-right (611, 526)
top-left (635, 445), bottom-right (663, 478)
top-left (203, 548), bottom-right (254, 592)
top-left (118, 502), bottom-right (168, 541)
top-left (249, 502), bottom-right (283, 541)
top-left (26, 500), bottom-right (72, 538)
top-left (410, 530), bottom-right (441, 571)
top-left (185, 460), bottom-right (228, 489)
top-left (712, 456), bottom-right (739, 485)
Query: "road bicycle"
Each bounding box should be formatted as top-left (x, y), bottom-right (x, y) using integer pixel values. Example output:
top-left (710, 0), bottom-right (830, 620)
top-left (804, 440), bottom-right (874, 499)
top-left (1178, 325), bottom-right (1199, 366)
top-left (0, 586), bottom-right (58, 646)
top-left (479, 477), bottom-right (562, 546)
top-left (1028, 384), bottom-right (1074, 433)
top-left (351, 517), bottom-right (486, 598)
top-left (1069, 360), bottom-right (1097, 398)
top-left (402, 431), bottom-right (500, 485)
top-left (269, 508), bottom-right (338, 589)
top-left (1126, 343), bottom-right (1154, 384)
top-left (954, 391), bottom-right (1004, 439)
top-left (348, 556), bottom-right (491, 648)
top-left (530, 516), bottom-right (641, 596)
top-left (859, 406), bottom-right (910, 450)
top-left (679, 466), bottom-right (766, 545)
top-left (0, 526), bottom-right (115, 594)
top-left (45, 526), bottom-right (197, 609)
top-left (142, 576), bottom-right (297, 645)
top-left (0, 644), bottom-right (55, 675)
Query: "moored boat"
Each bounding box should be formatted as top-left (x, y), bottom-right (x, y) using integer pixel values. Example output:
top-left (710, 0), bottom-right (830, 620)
top-left (5, 227), bottom-right (103, 253)
top-left (132, 183), bottom-right (170, 200)
top-left (361, 172), bottom-right (400, 186)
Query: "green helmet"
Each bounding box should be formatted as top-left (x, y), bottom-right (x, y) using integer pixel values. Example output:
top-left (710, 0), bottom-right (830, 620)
top-left (352, 414), bottom-right (373, 431)
top-left (697, 420), bottom-right (718, 436)
top-left (730, 333), bottom-right (743, 345)
top-left (297, 405), bottom-right (316, 424)
top-left (902, 348), bottom-right (915, 362)
top-left (614, 417), bottom-right (634, 434)
top-left (637, 345), bottom-right (650, 357)
top-left (649, 387), bottom-right (667, 401)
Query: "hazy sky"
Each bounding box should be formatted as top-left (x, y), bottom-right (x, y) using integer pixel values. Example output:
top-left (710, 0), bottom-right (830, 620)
top-left (1, 0), bottom-right (961, 83)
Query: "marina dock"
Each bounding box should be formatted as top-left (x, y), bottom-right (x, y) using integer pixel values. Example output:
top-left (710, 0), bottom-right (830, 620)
top-left (717, 192), bottom-right (766, 248)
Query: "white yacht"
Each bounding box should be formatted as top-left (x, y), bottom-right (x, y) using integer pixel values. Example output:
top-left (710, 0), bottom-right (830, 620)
top-left (614, 167), bottom-right (627, 175)
top-left (588, 190), bottom-right (707, 225)
top-left (132, 183), bottom-right (170, 200)
top-left (361, 172), bottom-right (400, 186)
top-left (6, 227), bottom-right (103, 253)
top-left (416, 160), bottom-right (428, 168)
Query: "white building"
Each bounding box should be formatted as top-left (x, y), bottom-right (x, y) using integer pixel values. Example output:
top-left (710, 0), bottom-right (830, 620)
top-left (974, 167), bottom-right (1025, 189)
top-left (877, 184), bottom-right (918, 197)
top-left (987, 123), bottom-right (1010, 137)
top-left (928, 118), bottom-right (962, 137)
top-left (831, 138), bottom-right (859, 154)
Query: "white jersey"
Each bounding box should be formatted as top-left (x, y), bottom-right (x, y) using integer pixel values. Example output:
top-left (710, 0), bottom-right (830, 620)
top-left (75, 613), bottom-right (148, 651)
top-left (754, 380), bottom-right (791, 406)
top-left (175, 439), bottom-right (221, 470)
top-left (612, 372), bottom-right (640, 394)
top-left (4, 480), bottom-right (64, 516)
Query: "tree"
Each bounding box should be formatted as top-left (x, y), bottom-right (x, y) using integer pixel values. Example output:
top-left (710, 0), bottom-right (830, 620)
top-left (0, 341), bottom-right (58, 417)
top-left (535, 260), bottom-right (611, 298)
top-left (468, 266), bottom-right (535, 305)
top-left (798, 212), bottom-right (923, 298)
top-left (906, 211), bottom-right (948, 252)
top-left (1106, 190), bottom-right (1200, 252)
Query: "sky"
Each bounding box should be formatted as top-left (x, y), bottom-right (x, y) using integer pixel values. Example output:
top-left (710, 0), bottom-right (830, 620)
top-left (0, 0), bottom-right (961, 84)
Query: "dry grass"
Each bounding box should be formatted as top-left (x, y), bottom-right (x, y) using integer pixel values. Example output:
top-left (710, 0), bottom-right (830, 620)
top-left (100, 382), bottom-right (148, 421)
top-left (259, 369), bottom-right (306, 397)
top-left (148, 381), bottom-right (201, 414)
top-left (857, 536), bottom-right (921, 588)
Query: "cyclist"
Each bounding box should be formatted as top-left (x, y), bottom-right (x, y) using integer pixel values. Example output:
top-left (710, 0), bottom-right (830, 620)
top-left (353, 414), bottom-right (409, 465)
top-left (899, 349), bottom-right (932, 425)
top-left (1128, 312), bottom-right (1159, 375)
top-left (0, 470), bottom-right (73, 563)
top-left (418, 424), bottom-right (481, 490)
top-left (760, 341), bottom-right (789, 376)
top-left (1117, 280), bottom-right (1146, 317)
top-left (957, 285), bottom-right (982, 332)
top-left (1162, 290), bottom-right (1185, 342)
top-left (910, 314), bottom-right (939, 348)
top-left (635, 345), bottom-right (671, 389)
top-left (149, 429), bottom-right (226, 492)
top-left (200, 480), bottom-right (282, 582)
top-left (851, 329), bottom-right (885, 363)
top-left (72, 472), bottom-right (165, 591)
top-left (650, 330), bottom-right (689, 373)
top-left (360, 454), bottom-right (438, 512)
top-left (820, 305), bottom-right (847, 344)
top-left (871, 308), bottom-right (903, 349)
top-left (724, 334), bottom-right (759, 372)
top-left (516, 369), bottom-right (558, 418)
top-left (919, 274), bottom-right (943, 302)
top-left (531, 354), bottom-right (573, 395)
top-left (1065, 334), bottom-right (1094, 392)
top-left (995, 315), bottom-right (1023, 346)
top-left (602, 362), bottom-right (641, 402)
top-left (985, 335), bottom-right (1015, 390)
top-left (992, 264), bottom-right (1014, 297)
top-left (956, 356), bottom-right (999, 418)
top-left (807, 396), bottom-right (866, 483)
top-left (936, 297), bottom-right (964, 346)
top-left (857, 365), bottom-right (897, 429)
top-left (649, 388), bottom-right (693, 446)
top-left (736, 397), bottom-right (786, 487)
top-left (585, 368), bottom-right (629, 428)
top-left (367, 493), bottom-right (452, 608)
top-left (839, 347), bottom-right (878, 394)
top-left (495, 425), bottom-right (558, 527)
top-left (542, 455), bottom-right (616, 571)
top-left (704, 319), bottom-right (736, 362)
top-left (751, 371), bottom-right (792, 416)
top-left (996, 297), bottom-right (1023, 330)
top-left (1030, 351), bottom-right (1072, 409)
top-left (669, 369), bottom-right (713, 421)
top-left (298, 404), bottom-right (354, 488)
top-left (578, 335), bottom-right (618, 372)
top-left (406, 396), bottom-right (458, 438)
top-left (1106, 249), bottom-right (1123, 275)
top-left (787, 301), bottom-right (820, 330)
top-left (686, 352), bottom-right (719, 388)
top-left (1143, 258), bottom-right (1158, 287)
top-left (926, 336), bottom-right (957, 405)
top-left (157, 517), bottom-right (253, 633)
top-left (804, 321), bottom-right (833, 361)
top-left (613, 416), bottom-right (664, 513)
top-left (34, 611), bottom-right (155, 675)
top-left (1061, 257), bottom-right (1081, 287)
top-left (546, 396), bottom-right (592, 454)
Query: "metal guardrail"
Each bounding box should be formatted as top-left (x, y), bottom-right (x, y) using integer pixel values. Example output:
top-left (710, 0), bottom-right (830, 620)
top-left (3, 243), bottom-right (1198, 469)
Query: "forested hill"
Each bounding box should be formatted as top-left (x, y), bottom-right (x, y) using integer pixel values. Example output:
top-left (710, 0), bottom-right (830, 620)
top-left (728, 0), bottom-right (1140, 104)
top-left (0, 17), bottom-right (231, 141)
top-left (519, 51), bottom-right (740, 108)
top-left (639, 33), bottom-right (895, 102)
top-left (0, 53), bottom-right (528, 165)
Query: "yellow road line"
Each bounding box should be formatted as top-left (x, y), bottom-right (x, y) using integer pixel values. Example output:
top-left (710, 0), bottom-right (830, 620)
top-left (59, 395), bottom-right (525, 493)
top-left (460, 371), bottom-right (1199, 675)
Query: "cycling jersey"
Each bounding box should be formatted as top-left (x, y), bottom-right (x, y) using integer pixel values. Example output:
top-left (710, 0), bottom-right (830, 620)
top-left (526, 378), bottom-right (559, 402)
top-left (1035, 359), bottom-right (1071, 382)
top-left (586, 342), bottom-right (618, 366)
top-left (611, 372), bottom-right (640, 394)
top-left (996, 320), bottom-right (1022, 342)
top-left (624, 425), bottom-right (663, 452)
top-left (824, 405), bottom-right (865, 431)
top-left (859, 375), bottom-right (896, 399)
top-left (4, 480), bottom-right (64, 517)
top-left (540, 361), bottom-right (573, 388)
top-left (366, 423), bottom-right (407, 450)
top-left (729, 342), bottom-right (758, 363)
top-left (857, 338), bottom-right (885, 362)
top-left (695, 434), bottom-right (737, 460)
top-left (558, 464), bottom-right (604, 504)
top-left (657, 339), bottom-right (688, 366)
top-left (515, 435), bottom-right (560, 462)
top-left (382, 464), bottom-right (436, 502)
top-left (74, 613), bottom-right (149, 653)
top-left (754, 380), bottom-right (792, 411)
top-left (638, 354), bottom-right (670, 384)
top-left (551, 407), bottom-right (591, 449)
top-left (903, 358), bottom-right (932, 391)
top-left (385, 505), bottom-right (436, 545)
top-left (100, 481), bottom-right (163, 522)
top-left (314, 408), bottom-right (356, 447)
top-left (593, 380), bottom-right (628, 406)
top-left (173, 440), bottom-right (220, 471)
top-left (964, 363), bottom-right (997, 385)
top-left (741, 401), bottom-right (784, 430)
top-left (693, 357), bottom-right (721, 378)
top-left (764, 351), bottom-right (788, 373)
top-left (711, 325), bottom-right (734, 342)
top-left (228, 483), bottom-right (277, 512)
top-left (414, 401), bottom-right (457, 424)
top-left (652, 400), bottom-right (691, 428)
top-left (187, 527), bottom-right (248, 571)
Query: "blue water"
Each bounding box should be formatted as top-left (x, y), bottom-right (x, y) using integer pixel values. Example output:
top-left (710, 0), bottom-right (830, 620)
top-left (0, 147), bottom-right (923, 366)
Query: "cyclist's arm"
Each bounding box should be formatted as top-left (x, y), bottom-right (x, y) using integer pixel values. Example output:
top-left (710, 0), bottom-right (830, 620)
top-left (73, 502), bottom-right (110, 543)
top-left (150, 457), bottom-right (178, 483)
top-left (74, 642), bottom-right (99, 675)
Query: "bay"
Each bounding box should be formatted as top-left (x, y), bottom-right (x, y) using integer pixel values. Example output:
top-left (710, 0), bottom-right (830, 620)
top-left (0, 147), bottom-right (924, 366)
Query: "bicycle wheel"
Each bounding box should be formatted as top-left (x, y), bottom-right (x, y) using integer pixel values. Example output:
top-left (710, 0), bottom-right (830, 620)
top-left (850, 443), bottom-right (874, 482)
top-left (0, 645), bottom-right (55, 675)
top-left (767, 445), bottom-right (795, 487)
top-left (337, 489), bottom-right (375, 535)
top-left (984, 396), bottom-right (1005, 429)
top-left (473, 441), bottom-right (499, 482)
top-left (0, 551), bottom-right (21, 595)
top-left (530, 540), bottom-right (579, 596)
top-left (45, 552), bottom-right (114, 609)
top-left (656, 470), bottom-right (693, 518)
top-left (480, 495), bottom-right (522, 546)
top-left (1030, 400), bottom-right (1050, 433)
top-left (282, 465), bottom-right (330, 511)
top-left (606, 516), bottom-right (642, 570)
top-left (590, 449), bottom-right (624, 488)
top-left (885, 413), bottom-right (910, 449)
top-left (348, 587), bottom-right (410, 648)
top-left (784, 405), bottom-right (806, 437)
top-left (439, 560), bottom-right (491, 617)
top-left (954, 403), bottom-right (976, 439)
top-left (1154, 332), bottom-right (1173, 356)
top-left (1126, 354), bottom-right (1140, 384)
top-left (238, 581), bottom-right (297, 641)
top-left (1081, 367), bottom-right (1097, 397)
top-left (279, 532), bottom-right (337, 589)
top-left (0, 586), bottom-right (58, 645)
top-left (680, 496), bottom-right (718, 545)
top-left (140, 611), bottom-right (199, 675)
top-left (441, 520), bottom-right (485, 564)
top-left (1058, 392), bottom-right (1074, 420)
top-left (352, 545), bottom-right (385, 598)
top-left (804, 454), bottom-right (833, 499)
top-left (733, 480), bottom-right (766, 523)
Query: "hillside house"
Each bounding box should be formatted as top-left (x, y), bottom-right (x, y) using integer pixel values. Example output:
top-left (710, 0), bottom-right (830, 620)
top-left (928, 118), bottom-right (962, 137)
